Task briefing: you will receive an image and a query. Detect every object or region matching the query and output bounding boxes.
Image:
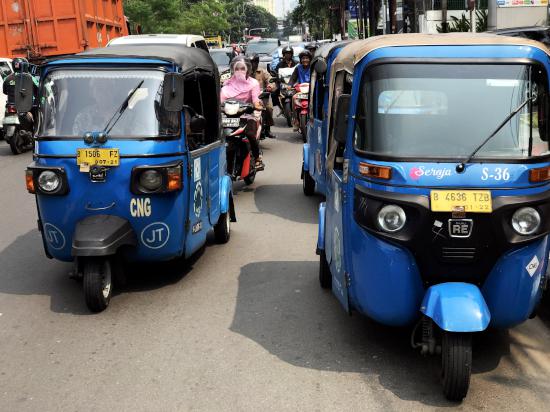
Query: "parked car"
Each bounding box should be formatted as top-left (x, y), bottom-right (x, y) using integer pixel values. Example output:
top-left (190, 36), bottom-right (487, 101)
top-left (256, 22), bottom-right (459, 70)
top-left (107, 34), bottom-right (209, 51)
top-left (492, 26), bottom-right (550, 47)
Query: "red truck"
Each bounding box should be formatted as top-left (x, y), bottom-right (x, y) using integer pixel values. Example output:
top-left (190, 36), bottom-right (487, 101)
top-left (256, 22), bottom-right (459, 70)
top-left (0, 0), bottom-right (129, 61)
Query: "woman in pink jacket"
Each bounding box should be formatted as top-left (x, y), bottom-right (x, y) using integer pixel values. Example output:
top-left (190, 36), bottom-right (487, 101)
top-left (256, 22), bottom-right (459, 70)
top-left (221, 56), bottom-right (264, 168)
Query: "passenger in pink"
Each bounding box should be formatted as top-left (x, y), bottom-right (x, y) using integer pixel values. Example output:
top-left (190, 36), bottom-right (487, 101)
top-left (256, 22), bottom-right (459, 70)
top-left (220, 56), bottom-right (264, 168)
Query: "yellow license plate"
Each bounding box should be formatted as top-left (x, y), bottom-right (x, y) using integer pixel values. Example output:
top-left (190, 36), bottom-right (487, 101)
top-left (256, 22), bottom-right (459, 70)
top-left (430, 190), bottom-right (492, 213)
top-left (77, 148), bottom-right (119, 166)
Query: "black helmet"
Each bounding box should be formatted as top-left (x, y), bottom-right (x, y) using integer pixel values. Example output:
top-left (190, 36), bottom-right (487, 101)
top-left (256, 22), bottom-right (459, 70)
top-left (282, 45), bottom-right (293, 57)
top-left (298, 50), bottom-right (312, 61)
top-left (230, 55), bottom-right (252, 76)
top-left (12, 57), bottom-right (27, 72)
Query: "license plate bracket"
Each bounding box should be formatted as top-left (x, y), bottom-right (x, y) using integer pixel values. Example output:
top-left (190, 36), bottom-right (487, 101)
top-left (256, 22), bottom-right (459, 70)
top-left (430, 190), bottom-right (492, 213)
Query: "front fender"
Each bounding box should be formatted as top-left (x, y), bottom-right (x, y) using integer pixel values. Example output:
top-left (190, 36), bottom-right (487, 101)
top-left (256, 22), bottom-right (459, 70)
top-left (421, 282), bottom-right (490, 332)
top-left (72, 215), bottom-right (136, 257)
top-left (219, 175), bottom-right (236, 222)
top-left (303, 143), bottom-right (310, 172)
top-left (316, 202), bottom-right (326, 255)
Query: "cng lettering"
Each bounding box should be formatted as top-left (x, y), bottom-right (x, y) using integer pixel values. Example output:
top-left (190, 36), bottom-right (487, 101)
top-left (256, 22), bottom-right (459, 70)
top-left (130, 198), bottom-right (151, 217)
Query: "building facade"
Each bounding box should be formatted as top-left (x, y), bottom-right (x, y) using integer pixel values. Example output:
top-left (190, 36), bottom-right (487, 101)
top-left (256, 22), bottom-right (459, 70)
top-left (253, 0), bottom-right (275, 15)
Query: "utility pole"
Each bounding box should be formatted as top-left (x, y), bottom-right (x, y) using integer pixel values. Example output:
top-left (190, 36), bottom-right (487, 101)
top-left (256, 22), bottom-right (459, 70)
top-left (340, 0), bottom-right (347, 39)
top-left (389, 0), bottom-right (397, 33)
top-left (442, 0), bottom-right (448, 32)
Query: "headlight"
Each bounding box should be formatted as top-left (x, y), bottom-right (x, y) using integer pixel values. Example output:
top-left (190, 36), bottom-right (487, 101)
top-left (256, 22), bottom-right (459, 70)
top-left (512, 207), bottom-right (541, 235)
top-left (224, 102), bottom-right (240, 116)
top-left (139, 170), bottom-right (163, 192)
top-left (38, 170), bottom-right (60, 192)
top-left (377, 205), bottom-right (406, 233)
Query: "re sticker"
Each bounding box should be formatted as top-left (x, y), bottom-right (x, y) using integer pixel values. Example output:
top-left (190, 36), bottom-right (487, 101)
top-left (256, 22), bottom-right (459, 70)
top-left (526, 255), bottom-right (540, 277)
top-left (194, 158), bottom-right (201, 182)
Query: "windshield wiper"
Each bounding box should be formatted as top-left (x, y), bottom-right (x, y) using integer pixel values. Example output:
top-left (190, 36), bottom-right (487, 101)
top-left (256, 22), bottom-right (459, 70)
top-left (456, 95), bottom-right (532, 173)
top-left (102, 80), bottom-right (144, 135)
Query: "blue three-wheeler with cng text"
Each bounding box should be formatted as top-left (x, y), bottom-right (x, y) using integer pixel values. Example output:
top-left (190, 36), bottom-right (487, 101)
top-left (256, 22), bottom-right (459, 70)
top-left (316, 34), bottom-right (550, 401)
top-left (302, 40), bottom-right (351, 196)
top-left (17, 45), bottom-right (236, 312)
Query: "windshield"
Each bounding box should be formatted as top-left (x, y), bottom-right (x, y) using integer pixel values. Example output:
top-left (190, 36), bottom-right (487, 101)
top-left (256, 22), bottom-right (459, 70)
top-left (39, 69), bottom-right (180, 138)
top-left (210, 50), bottom-right (231, 66)
top-left (356, 64), bottom-right (549, 159)
top-left (246, 42), bottom-right (278, 55)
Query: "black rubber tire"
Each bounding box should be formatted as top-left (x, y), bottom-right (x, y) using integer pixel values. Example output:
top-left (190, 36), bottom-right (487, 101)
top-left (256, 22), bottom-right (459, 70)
top-left (83, 257), bottom-right (113, 313)
top-left (9, 133), bottom-right (22, 155)
top-left (319, 250), bottom-right (332, 289)
top-left (300, 114), bottom-right (307, 142)
top-left (441, 332), bottom-right (472, 402)
top-left (284, 101), bottom-right (292, 127)
top-left (303, 165), bottom-right (315, 196)
top-left (214, 211), bottom-right (231, 244)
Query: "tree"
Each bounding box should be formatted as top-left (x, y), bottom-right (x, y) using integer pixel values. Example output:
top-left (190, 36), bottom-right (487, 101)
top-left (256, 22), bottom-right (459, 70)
top-left (291, 0), bottom-right (340, 40)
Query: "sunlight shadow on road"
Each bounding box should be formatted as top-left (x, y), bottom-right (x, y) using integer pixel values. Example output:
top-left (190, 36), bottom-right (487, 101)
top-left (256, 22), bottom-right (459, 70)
top-left (230, 260), bottom-right (516, 407)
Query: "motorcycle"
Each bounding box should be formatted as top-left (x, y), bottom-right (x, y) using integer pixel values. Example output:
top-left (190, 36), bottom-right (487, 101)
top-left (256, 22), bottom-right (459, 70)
top-left (277, 67), bottom-right (295, 127)
top-left (2, 104), bottom-right (33, 154)
top-left (293, 82), bottom-right (310, 142)
top-left (222, 96), bottom-right (268, 185)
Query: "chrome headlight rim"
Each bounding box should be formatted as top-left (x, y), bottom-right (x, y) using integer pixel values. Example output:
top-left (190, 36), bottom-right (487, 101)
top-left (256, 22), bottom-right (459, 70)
top-left (138, 169), bottom-right (163, 192)
top-left (511, 207), bottom-right (541, 236)
top-left (37, 170), bottom-right (61, 193)
top-left (377, 204), bottom-right (407, 233)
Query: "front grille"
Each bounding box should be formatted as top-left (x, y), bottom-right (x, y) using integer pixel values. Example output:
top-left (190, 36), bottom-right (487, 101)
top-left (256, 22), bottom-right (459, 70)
top-left (441, 247), bottom-right (476, 262)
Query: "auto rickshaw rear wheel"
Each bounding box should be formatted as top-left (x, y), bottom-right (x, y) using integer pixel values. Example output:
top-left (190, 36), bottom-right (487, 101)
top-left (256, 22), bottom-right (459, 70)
top-left (302, 165), bottom-right (315, 196)
top-left (82, 257), bottom-right (113, 313)
top-left (319, 250), bottom-right (332, 290)
top-left (441, 332), bottom-right (472, 402)
top-left (214, 211), bottom-right (231, 244)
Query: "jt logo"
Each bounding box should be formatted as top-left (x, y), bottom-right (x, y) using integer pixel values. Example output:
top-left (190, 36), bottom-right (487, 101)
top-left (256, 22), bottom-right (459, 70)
top-left (43, 223), bottom-right (66, 250)
top-left (141, 222), bottom-right (170, 249)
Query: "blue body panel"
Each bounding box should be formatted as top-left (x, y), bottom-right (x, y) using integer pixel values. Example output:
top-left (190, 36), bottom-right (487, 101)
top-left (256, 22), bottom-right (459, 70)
top-left (303, 46), bottom-right (346, 196)
top-left (421, 283), bottom-right (491, 332)
top-left (35, 58), bottom-right (231, 264)
top-left (317, 202), bottom-right (326, 253)
top-left (320, 43), bottom-right (550, 329)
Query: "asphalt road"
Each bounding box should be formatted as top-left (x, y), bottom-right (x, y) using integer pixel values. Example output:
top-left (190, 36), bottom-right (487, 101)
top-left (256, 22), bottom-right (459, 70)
top-left (1, 118), bottom-right (550, 411)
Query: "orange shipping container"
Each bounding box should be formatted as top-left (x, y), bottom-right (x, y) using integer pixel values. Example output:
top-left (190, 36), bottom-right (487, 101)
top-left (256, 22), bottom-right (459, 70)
top-left (0, 0), bottom-right (128, 61)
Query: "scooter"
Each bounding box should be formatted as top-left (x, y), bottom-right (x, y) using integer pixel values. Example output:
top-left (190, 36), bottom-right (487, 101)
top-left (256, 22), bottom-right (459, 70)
top-left (277, 67), bottom-right (295, 128)
top-left (293, 82), bottom-right (310, 142)
top-left (221, 98), bottom-right (266, 185)
top-left (2, 104), bottom-right (33, 154)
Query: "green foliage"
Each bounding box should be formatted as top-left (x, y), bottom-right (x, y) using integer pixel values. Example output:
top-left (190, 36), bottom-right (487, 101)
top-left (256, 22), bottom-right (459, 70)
top-left (436, 9), bottom-right (488, 33)
top-left (291, 0), bottom-right (340, 39)
top-left (123, 0), bottom-right (277, 41)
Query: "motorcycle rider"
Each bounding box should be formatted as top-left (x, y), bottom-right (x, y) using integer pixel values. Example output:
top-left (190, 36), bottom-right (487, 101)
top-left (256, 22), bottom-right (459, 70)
top-left (220, 56), bottom-right (264, 169)
top-left (2, 57), bottom-right (37, 147)
top-left (275, 45), bottom-right (297, 71)
top-left (304, 42), bottom-right (318, 56)
top-left (250, 53), bottom-right (276, 139)
top-left (289, 50), bottom-right (312, 132)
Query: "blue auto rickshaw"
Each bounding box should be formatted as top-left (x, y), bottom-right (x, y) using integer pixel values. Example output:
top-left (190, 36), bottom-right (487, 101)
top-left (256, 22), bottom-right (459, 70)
top-left (17, 45), bottom-right (236, 312)
top-left (316, 34), bottom-right (550, 400)
top-left (302, 40), bottom-right (352, 196)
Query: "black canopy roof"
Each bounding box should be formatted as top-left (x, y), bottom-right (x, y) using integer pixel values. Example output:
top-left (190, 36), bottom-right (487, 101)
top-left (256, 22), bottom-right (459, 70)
top-left (50, 44), bottom-right (217, 74)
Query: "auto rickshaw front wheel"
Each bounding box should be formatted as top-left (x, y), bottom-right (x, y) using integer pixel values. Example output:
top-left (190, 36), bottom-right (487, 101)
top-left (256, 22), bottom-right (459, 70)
top-left (302, 165), bottom-right (315, 196)
top-left (441, 332), bottom-right (472, 402)
top-left (82, 257), bottom-right (113, 313)
top-left (214, 212), bottom-right (231, 244)
top-left (319, 250), bottom-right (332, 290)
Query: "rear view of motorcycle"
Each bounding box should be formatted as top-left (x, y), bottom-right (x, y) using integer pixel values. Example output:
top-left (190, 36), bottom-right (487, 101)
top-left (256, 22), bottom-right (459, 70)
top-left (221, 99), bottom-right (264, 185)
top-left (3, 103), bottom-right (33, 154)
